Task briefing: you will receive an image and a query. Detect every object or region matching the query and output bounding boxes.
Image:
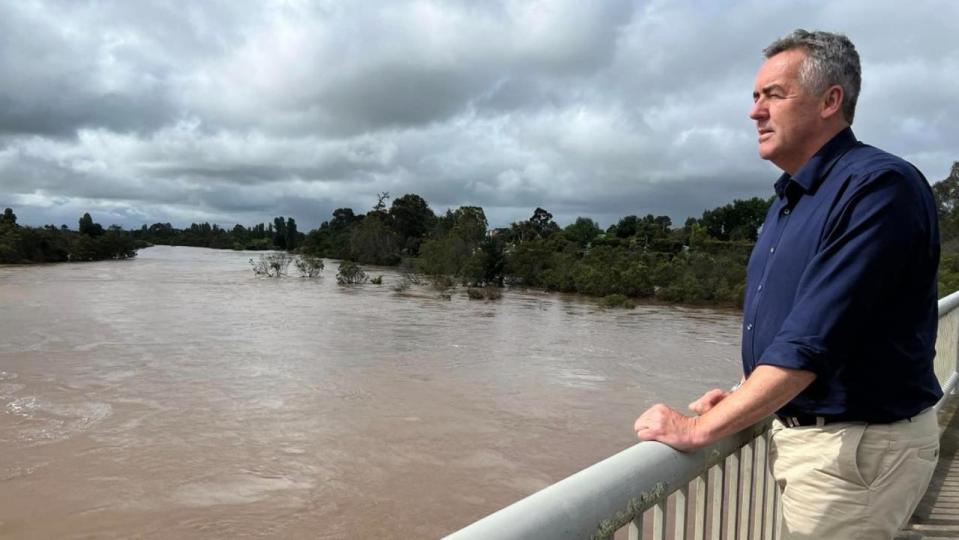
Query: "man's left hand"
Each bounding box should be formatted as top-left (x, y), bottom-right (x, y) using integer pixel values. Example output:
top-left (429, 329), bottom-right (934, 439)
top-left (633, 403), bottom-right (704, 452)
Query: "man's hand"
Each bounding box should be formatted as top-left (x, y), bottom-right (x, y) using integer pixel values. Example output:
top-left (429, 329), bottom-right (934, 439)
top-left (633, 367), bottom-right (815, 453)
top-left (633, 403), bottom-right (703, 452)
top-left (688, 388), bottom-right (729, 415)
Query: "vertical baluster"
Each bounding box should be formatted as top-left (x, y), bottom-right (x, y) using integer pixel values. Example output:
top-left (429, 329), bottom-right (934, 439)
top-left (773, 473), bottom-right (783, 540)
top-left (764, 431), bottom-right (777, 540)
top-left (628, 510), bottom-right (644, 540)
top-left (693, 472), bottom-right (707, 540)
top-left (652, 501), bottom-right (666, 540)
top-left (710, 463), bottom-right (723, 540)
top-left (751, 436), bottom-right (767, 538)
top-left (737, 442), bottom-right (753, 539)
top-left (675, 485), bottom-right (688, 540)
top-left (724, 450), bottom-right (740, 540)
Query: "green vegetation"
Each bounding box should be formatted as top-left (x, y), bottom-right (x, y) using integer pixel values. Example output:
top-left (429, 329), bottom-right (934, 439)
top-left (5, 159), bottom-right (958, 306)
top-left (293, 254), bottom-right (325, 278)
top-left (249, 253), bottom-right (293, 277)
top-left (336, 261), bottom-right (368, 285)
top-left (0, 209), bottom-right (141, 263)
top-left (130, 217), bottom-right (303, 250)
top-left (934, 162), bottom-right (959, 294)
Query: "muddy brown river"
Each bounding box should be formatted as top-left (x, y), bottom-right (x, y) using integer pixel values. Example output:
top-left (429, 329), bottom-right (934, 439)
top-left (0, 246), bottom-right (741, 538)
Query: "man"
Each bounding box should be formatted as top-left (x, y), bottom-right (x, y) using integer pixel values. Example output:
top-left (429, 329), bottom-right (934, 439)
top-left (633, 30), bottom-right (942, 539)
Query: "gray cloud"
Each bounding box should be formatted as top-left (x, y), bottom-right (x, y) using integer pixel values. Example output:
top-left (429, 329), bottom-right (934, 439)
top-left (0, 0), bottom-right (957, 232)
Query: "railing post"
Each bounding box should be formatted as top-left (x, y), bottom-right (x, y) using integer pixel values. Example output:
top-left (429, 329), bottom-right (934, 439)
top-left (693, 472), bottom-right (707, 540)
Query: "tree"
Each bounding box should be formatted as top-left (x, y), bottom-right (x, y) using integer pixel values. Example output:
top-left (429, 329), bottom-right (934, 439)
top-left (336, 260), bottom-right (368, 284)
top-left (79, 213), bottom-right (104, 237)
top-left (330, 208), bottom-right (358, 230)
top-left (285, 217), bottom-right (299, 251)
top-left (563, 217), bottom-right (602, 248)
top-left (417, 206), bottom-right (488, 281)
top-left (635, 214), bottom-right (672, 249)
top-left (389, 193), bottom-right (436, 256)
top-left (510, 208), bottom-right (560, 243)
top-left (446, 206), bottom-right (488, 244)
top-left (250, 253), bottom-right (293, 277)
top-left (0, 208), bottom-right (16, 227)
top-left (933, 162), bottom-right (959, 245)
top-left (699, 198), bottom-right (771, 241)
top-left (320, 208), bottom-right (360, 259)
top-left (504, 236), bottom-right (554, 287)
top-left (272, 217), bottom-right (287, 249)
top-left (373, 192), bottom-right (390, 213)
top-left (529, 207), bottom-right (560, 238)
top-left (611, 215), bottom-right (639, 238)
top-left (350, 213), bottom-right (400, 265)
top-left (293, 254), bottom-right (324, 277)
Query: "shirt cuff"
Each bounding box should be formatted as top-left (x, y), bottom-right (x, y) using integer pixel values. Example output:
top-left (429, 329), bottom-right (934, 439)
top-left (756, 341), bottom-right (827, 376)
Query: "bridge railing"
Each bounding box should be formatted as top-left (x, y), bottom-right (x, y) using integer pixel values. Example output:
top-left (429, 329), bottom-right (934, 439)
top-left (444, 290), bottom-right (959, 540)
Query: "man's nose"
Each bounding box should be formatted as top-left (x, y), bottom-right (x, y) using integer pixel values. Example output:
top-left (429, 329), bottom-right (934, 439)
top-left (749, 99), bottom-right (767, 121)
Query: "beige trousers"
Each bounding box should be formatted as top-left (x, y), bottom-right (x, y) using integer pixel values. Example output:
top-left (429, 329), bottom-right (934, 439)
top-left (769, 408), bottom-right (939, 540)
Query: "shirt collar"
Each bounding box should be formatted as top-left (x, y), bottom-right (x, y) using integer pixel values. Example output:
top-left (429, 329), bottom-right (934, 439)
top-left (780, 127), bottom-right (858, 198)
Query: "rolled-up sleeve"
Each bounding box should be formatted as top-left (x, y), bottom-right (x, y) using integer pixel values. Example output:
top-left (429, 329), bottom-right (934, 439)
top-left (757, 169), bottom-right (923, 375)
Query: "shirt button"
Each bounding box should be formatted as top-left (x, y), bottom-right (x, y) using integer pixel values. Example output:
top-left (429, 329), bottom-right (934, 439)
top-left (757, 284), bottom-right (763, 291)
top-left (783, 208), bottom-right (791, 215)
top-left (746, 323), bottom-right (753, 331)
top-left (769, 247), bottom-right (775, 253)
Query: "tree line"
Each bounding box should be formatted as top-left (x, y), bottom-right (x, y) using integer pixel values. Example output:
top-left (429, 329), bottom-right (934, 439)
top-left (4, 160), bottom-right (959, 307)
top-left (132, 217), bottom-right (304, 251)
top-left (0, 210), bottom-right (140, 263)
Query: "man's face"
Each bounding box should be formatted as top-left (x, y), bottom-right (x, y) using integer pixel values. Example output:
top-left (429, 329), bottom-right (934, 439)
top-left (749, 49), bottom-right (824, 174)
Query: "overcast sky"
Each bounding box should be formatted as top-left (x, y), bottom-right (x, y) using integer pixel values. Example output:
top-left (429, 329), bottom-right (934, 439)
top-left (1, 0), bottom-right (956, 231)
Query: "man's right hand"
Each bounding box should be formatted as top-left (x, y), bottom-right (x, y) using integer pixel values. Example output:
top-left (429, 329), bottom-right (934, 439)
top-left (688, 388), bottom-right (729, 415)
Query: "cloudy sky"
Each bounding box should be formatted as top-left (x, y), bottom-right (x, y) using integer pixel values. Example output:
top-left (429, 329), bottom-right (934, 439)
top-left (1, 0), bottom-right (956, 231)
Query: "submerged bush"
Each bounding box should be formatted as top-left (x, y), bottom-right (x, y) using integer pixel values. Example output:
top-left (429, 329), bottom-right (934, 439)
top-left (293, 254), bottom-right (325, 277)
top-left (336, 261), bottom-right (368, 285)
top-left (250, 253), bottom-right (293, 277)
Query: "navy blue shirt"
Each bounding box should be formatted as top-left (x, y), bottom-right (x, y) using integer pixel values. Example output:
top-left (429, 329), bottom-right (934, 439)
top-left (742, 127), bottom-right (942, 423)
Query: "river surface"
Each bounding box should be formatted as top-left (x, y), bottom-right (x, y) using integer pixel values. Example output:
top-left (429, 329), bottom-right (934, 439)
top-left (0, 246), bottom-right (742, 539)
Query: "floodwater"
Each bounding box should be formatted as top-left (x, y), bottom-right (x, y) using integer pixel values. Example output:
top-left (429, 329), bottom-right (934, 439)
top-left (0, 246), bottom-right (742, 539)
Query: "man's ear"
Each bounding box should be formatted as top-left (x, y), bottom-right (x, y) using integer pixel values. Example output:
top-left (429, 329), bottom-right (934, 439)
top-left (821, 85), bottom-right (844, 120)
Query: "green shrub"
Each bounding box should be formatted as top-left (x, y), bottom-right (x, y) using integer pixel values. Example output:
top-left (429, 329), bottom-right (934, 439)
top-left (250, 253), bottom-right (293, 277)
top-left (336, 261), bottom-right (368, 284)
top-left (293, 254), bottom-right (324, 277)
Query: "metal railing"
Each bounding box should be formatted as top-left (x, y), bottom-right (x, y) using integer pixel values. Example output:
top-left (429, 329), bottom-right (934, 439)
top-left (445, 290), bottom-right (959, 540)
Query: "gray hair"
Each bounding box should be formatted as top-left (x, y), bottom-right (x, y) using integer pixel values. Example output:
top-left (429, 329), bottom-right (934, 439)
top-left (764, 29), bottom-right (861, 124)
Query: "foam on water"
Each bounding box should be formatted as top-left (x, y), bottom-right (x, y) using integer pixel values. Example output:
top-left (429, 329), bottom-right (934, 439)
top-left (4, 394), bottom-right (113, 445)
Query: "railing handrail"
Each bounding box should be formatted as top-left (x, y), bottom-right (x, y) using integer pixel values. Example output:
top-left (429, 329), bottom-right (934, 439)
top-left (939, 289), bottom-right (959, 318)
top-left (445, 291), bottom-right (959, 540)
top-left (445, 420), bottom-right (770, 540)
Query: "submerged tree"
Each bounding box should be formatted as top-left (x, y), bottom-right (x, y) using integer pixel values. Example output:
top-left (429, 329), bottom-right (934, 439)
top-left (293, 254), bottom-right (324, 277)
top-left (250, 253), bottom-right (293, 277)
top-left (336, 260), bottom-right (368, 285)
